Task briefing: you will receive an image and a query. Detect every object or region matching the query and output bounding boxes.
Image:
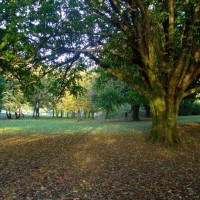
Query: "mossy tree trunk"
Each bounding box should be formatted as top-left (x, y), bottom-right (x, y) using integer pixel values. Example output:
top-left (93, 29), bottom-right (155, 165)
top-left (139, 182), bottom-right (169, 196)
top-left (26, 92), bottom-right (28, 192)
top-left (148, 95), bottom-right (181, 145)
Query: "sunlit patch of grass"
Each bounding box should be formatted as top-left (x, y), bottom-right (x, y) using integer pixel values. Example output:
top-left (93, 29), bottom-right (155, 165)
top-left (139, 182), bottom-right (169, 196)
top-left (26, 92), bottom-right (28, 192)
top-left (0, 118), bottom-right (152, 137)
top-left (0, 115), bottom-right (199, 138)
top-left (0, 127), bottom-right (22, 134)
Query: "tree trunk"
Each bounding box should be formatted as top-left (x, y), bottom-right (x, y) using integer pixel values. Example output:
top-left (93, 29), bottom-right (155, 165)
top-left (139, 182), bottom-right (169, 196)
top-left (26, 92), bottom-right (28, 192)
top-left (105, 109), bottom-right (109, 119)
top-left (6, 109), bottom-right (12, 119)
top-left (77, 109), bottom-right (81, 121)
top-left (37, 107), bottom-right (39, 118)
top-left (124, 112), bottom-right (128, 120)
top-left (14, 108), bottom-right (21, 119)
top-left (55, 108), bottom-right (59, 118)
top-left (20, 108), bottom-right (24, 118)
top-left (60, 110), bottom-right (64, 118)
top-left (91, 111), bottom-right (94, 119)
top-left (33, 108), bottom-right (36, 118)
top-left (33, 101), bottom-right (39, 119)
top-left (15, 111), bottom-right (19, 119)
top-left (84, 111), bottom-right (87, 119)
top-left (52, 107), bottom-right (55, 118)
top-left (131, 104), bottom-right (140, 121)
top-left (148, 96), bottom-right (181, 145)
top-left (72, 111), bottom-right (75, 118)
top-left (145, 105), bottom-right (151, 117)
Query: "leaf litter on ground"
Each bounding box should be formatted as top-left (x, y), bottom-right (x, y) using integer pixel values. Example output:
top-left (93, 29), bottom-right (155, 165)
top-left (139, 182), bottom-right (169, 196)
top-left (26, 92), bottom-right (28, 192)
top-left (0, 122), bottom-right (200, 199)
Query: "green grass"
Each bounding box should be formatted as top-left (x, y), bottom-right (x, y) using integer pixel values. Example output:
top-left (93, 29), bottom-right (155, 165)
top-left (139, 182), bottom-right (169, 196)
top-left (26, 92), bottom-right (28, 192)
top-left (0, 115), bottom-right (199, 136)
top-left (0, 118), bottom-right (151, 136)
top-left (178, 115), bottom-right (200, 124)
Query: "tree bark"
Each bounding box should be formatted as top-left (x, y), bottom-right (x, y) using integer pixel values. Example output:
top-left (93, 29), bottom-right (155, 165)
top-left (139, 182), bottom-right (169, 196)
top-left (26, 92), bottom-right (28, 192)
top-left (148, 95), bottom-right (181, 145)
top-left (60, 110), bottom-right (64, 118)
top-left (145, 105), bottom-right (151, 117)
top-left (124, 112), bottom-right (128, 120)
top-left (15, 111), bottom-right (19, 119)
top-left (131, 104), bottom-right (140, 121)
top-left (52, 107), bottom-right (55, 118)
top-left (6, 110), bottom-right (12, 119)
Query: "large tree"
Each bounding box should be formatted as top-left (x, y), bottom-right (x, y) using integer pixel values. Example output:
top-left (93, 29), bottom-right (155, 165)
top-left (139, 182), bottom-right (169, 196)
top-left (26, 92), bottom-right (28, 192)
top-left (1, 0), bottom-right (200, 144)
top-left (80, 0), bottom-right (200, 144)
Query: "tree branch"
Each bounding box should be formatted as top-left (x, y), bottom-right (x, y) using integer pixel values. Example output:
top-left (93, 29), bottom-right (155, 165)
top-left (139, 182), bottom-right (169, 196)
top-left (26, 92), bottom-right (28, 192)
top-left (168, 0), bottom-right (175, 64)
top-left (182, 86), bottom-right (200, 99)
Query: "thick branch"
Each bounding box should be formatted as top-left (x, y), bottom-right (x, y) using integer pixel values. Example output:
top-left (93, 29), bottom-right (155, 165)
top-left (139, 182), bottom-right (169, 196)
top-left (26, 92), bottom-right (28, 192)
top-left (86, 52), bottom-right (150, 99)
top-left (168, 0), bottom-right (175, 64)
top-left (182, 86), bottom-right (200, 99)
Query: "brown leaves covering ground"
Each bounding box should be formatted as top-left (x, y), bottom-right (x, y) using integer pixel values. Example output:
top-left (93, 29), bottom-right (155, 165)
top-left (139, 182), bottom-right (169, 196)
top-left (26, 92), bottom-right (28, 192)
top-left (0, 123), bottom-right (200, 200)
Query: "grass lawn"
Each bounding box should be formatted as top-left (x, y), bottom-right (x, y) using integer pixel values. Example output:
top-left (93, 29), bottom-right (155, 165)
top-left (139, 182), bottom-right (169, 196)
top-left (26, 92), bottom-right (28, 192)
top-left (0, 116), bottom-right (200, 199)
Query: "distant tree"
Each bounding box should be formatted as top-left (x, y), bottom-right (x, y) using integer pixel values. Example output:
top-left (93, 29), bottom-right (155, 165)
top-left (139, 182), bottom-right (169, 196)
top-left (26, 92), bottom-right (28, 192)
top-left (2, 78), bottom-right (25, 119)
top-left (92, 68), bottom-right (146, 120)
top-left (91, 73), bottom-right (122, 119)
top-left (124, 90), bottom-right (146, 121)
top-left (59, 72), bottom-right (97, 120)
top-left (27, 80), bottom-right (49, 118)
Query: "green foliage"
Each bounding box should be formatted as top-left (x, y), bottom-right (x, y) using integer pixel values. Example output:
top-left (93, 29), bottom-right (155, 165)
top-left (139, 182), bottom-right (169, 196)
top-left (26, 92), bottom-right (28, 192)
top-left (2, 77), bottom-right (26, 118)
top-left (92, 68), bottom-right (146, 116)
top-left (179, 96), bottom-right (200, 116)
top-left (192, 102), bottom-right (200, 115)
top-left (179, 99), bottom-right (194, 116)
top-left (0, 0), bottom-right (88, 108)
top-left (91, 71), bottom-right (122, 115)
top-left (58, 72), bottom-right (97, 117)
top-left (93, 83), bottom-right (120, 112)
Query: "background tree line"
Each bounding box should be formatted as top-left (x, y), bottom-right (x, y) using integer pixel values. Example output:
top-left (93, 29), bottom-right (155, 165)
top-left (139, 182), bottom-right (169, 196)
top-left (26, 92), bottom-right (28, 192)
top-left (1, 69), bottom-right (200, 121)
